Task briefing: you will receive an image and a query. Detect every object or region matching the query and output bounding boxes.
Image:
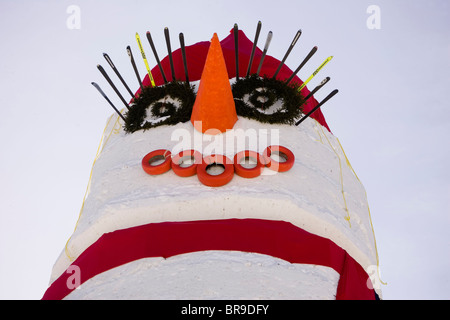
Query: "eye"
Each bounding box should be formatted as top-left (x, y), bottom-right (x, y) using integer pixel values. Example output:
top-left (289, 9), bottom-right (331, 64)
top-left (232, 75), bottom-right (305, 125)
top-left (124, 82), bottom-right (195, 133)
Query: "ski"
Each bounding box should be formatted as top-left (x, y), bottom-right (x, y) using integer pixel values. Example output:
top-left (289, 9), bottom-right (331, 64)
top-left (256, 31), bottom-right (273, 76)
top-left (295, 89), bottom-right (338, 126)
top-left (298, 56), bottom-right (333, 92)
top-left (103, 53), bottom-right (134, 98)
top-left (146, 31), bottom-right (168, 84)
top-left (91, 82), bottom-right (126, 121)
top-left (136, 32), bottom-right (156, 87)
top-left (285, 46), bottom-right (318, 84)
top-left (126, 45), bottom-right (144, 92)
top-left (179, 32), bottom-right (189, 83)
top-left (164, 27), bottom-right (176, 81)
top-left (246, 21), bottom-right (262, 77)
top-left (272, 29), bottom-right (302, 79)
top-left (300, 76), bottom-right (330, 105)
top-left (234, 23), bottom-right (239, 80)
top-left (97, 64), bottom-right (130, 110)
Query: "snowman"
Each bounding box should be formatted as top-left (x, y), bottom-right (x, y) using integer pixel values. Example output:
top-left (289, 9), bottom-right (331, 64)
top-left (43, 24), bottom-right (381, 300)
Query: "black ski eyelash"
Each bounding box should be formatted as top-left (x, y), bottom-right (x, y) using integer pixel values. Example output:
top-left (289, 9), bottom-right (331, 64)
top-left (92, 23), bottom-right (338, 132)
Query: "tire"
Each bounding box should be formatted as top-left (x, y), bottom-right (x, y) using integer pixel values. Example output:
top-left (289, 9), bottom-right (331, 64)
top-left (171, 149), bottom-right (203, 177)
top-left (197, 154), bottom-right (234, 187)
top-left (142, 149), bottom-right (172, 175)
top-left (262, 145), bottom-right (295, 172)
top-left (233, 150), bottom-right (264, 178)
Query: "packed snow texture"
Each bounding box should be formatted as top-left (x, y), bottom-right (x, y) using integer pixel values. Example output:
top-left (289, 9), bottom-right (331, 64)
top-left (48, 105), bottom-right (378, 297)
top-left (65, 251), bottom-right (340, 300)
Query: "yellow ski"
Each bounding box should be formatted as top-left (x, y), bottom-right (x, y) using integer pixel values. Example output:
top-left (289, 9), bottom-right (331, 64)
top-left (136, 32), bottom-right (156, 87)
top-left (298, 56), bottom-right (333, 92)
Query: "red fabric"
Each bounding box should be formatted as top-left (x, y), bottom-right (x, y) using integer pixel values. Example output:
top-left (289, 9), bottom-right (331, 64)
top-left (42, 219), bottom-right (375, 300)
top-left (137, 30), bottom-right (331, 132)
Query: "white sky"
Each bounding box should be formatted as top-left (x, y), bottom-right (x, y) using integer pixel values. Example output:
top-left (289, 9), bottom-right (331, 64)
top-left (0, 0), bottom-right (448, 300)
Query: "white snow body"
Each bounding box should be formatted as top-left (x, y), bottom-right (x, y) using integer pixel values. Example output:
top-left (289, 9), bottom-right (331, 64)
top-left (48, 99), bottom-right (379, 299)
top-left (65, 252), bottom-right (340, 300)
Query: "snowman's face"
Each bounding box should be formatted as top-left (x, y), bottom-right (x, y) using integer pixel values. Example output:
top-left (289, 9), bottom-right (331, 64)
top-left (126, 31), bottom-right (309, 187)
top-left (128, 76), bottom-right (306, 185)
top-left (113, 30), bottom-right (334, 188)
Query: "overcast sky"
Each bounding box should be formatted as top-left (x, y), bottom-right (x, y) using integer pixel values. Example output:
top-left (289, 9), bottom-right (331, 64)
top-left (0, 0), bottom-right (448, 300)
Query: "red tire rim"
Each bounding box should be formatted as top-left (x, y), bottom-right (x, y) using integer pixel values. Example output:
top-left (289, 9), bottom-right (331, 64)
top-left (233, 150), bottom-right (264, 179)
top-left (171, 149), bottom-right (203, 177)
top-left (197, 154), bottom-right (234, 187)
top-left (142, 149), bottom-right (172, 175)
top-left (262, 145), bottom-right (295, 172)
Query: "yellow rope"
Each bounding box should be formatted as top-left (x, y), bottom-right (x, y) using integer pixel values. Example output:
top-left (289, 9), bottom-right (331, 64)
top-left (317, 123), bottom-right (352, 227)
top-left (314, 120), bottom-right (385, 286)
top-left (312, 121), bottom-right (324, 144)
top-left (335, 137), bottom-right (387, 286)
top-left (64, 114), bottom-right (122, 261)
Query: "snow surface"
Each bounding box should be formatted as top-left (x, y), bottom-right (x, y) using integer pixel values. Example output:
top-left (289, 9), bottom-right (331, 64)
top-left (48, 98), bottom-right (379, 298)
top-left (65, 251), bottom-right (340, 300)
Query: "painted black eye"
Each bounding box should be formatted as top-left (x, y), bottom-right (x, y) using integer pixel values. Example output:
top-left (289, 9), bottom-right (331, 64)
top-left (124, 82), bottom-right (195, 133)
top-left (248, 87), bottom-right (277, 111)
top-left (151, 101), bottom-right (176, 117)
top-left (232, 75), bottom-right (305, 125)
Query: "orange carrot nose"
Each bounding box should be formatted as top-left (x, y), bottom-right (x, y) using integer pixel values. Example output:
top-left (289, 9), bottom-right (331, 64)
top-left (190, 33), bottom-right (238, 134)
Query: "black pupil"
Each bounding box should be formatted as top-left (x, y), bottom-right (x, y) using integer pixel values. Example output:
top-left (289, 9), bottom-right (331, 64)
top-left (151, 101), bottom-right (176, 117)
